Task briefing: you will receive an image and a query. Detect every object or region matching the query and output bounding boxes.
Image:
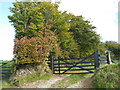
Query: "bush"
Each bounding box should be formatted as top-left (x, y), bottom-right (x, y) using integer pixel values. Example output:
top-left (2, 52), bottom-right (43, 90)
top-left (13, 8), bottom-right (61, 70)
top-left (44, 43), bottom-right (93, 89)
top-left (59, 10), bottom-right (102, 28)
top-left (14, 30), bottom-right (61, 64)
top-left (92, 63), bottom-right (120, 88)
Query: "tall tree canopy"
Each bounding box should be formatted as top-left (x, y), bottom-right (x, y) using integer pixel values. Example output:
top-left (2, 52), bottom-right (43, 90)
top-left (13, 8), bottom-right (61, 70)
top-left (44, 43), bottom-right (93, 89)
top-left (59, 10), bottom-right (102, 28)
top-left (8, 1), bottom-right (100, 64)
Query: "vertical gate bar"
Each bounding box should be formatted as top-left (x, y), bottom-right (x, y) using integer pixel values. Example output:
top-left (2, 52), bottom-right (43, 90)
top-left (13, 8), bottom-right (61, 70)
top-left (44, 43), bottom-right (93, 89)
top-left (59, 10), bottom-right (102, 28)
top-left (50, 53), bottom-right (52, 73)
top-left (52, 55), bottom-right (54, 74)
top-left (94, 50), bottom-right (100, 69)
top-left (58, 58), bottom-right (60, 75)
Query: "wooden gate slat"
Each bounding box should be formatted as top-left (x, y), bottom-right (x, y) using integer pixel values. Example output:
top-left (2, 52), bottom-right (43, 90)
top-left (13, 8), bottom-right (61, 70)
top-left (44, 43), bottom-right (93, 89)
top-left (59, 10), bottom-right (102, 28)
top-left (0, 63), bottom-right (7, 64)
top-left (2, 67), bottom-right (12, 68)
top-left (99, 59), bottom-right (106, 61)
top-left (2, 70), bottom-right (11, 71)
top-left (99, 55), bottom-right (106, 57)
top-left (54, 61), bottom-right (94, 65)
top-left (54, 57), bottom-right (84, 61)
top-left (54, 68), bottom-right (95, 71)
top-left (54, 65), bottom-right (94, 68)
top-left (99, 62), bottom-right (107, 64)
top-left (54, 72), bottom-right (94, 74)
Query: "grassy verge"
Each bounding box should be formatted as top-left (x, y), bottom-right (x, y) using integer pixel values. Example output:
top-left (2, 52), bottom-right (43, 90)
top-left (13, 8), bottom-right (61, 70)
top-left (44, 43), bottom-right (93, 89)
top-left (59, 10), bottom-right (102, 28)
top-left (2, 80), bottom-right (18, 88)
top-left (17, 72), bottom-right (54, 84)
top-left (92, 63), bottom-right (120, 88)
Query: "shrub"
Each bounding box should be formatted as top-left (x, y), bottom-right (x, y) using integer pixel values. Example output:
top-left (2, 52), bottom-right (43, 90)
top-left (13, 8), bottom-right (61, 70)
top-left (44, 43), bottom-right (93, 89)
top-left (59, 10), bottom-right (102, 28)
top-left (92, 63), bottom-right (120, 88)
top-left (14, 30), bottom-right (61, 64)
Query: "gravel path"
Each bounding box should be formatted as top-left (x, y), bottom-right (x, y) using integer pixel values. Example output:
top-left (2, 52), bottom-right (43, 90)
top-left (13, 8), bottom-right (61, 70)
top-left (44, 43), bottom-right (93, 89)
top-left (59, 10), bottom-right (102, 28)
top-left (20, 75), bottom-right (92, 88)
top-left (20, 75), bottom-right (68, 88)
top-left (67, 76), bottom-right (93, 88)
top-left (38, 76), bottom-right (67, 88)
top-left (20, 80), bottom-right (45, 88)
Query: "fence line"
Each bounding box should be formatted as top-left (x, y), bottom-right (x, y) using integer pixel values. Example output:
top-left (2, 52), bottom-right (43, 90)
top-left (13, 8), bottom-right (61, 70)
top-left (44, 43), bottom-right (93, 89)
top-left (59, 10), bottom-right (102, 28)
top-left (0, 59), bottom-right (16, 79)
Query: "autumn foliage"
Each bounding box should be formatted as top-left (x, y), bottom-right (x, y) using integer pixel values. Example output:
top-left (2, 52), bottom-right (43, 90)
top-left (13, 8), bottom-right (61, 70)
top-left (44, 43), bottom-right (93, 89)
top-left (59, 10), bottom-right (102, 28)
top-left (14, 29), bottom-right (61, 64)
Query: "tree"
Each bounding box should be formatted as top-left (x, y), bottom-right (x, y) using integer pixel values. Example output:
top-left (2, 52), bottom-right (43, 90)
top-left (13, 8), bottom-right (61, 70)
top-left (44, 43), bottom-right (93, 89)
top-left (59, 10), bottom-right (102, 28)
top-left (8, 1), bottom-right (101, 65)
top-left (8, 1), bottom-right (61, 64)
top-left (8, 2), bottom-right (45, 39)
top-left (50, 12), bottom-right (80, 58)
top-left (70, 15), bottom-right (100, 57)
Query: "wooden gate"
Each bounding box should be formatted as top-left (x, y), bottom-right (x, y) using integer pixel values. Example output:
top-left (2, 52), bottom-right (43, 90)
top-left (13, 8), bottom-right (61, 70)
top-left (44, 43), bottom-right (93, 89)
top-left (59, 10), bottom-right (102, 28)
top-left (49, 51), bottom-right (112, 74)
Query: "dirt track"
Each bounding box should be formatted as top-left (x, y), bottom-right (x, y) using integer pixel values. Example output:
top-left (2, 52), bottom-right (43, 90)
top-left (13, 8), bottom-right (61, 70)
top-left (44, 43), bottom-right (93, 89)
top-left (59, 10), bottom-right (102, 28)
top-left (20, 75), bottom-right (93, 88)
top-left (67, 76), bottom-right (92, 88)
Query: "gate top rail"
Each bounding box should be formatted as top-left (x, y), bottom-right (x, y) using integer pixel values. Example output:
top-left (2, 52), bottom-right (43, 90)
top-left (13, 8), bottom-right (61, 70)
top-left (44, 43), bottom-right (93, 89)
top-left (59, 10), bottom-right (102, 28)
top-left (54, 53), bottom-right (95, 61)
top-left (54, 57), bottom-right (84, 61)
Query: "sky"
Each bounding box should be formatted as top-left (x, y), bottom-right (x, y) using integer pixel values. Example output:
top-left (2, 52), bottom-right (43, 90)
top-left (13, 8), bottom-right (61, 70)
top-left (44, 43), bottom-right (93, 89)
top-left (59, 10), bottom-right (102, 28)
top-left (0, 0), bottom-right (119, 60)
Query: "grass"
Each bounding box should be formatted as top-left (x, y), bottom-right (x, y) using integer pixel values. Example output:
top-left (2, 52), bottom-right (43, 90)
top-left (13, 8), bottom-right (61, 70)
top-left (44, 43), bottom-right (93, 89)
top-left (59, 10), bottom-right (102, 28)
top-left (92, 62), bottom-right (120, 88)
top-left (16, 72), bottom-right (54, 84)
top-left (1, 80), bottom-right (18, 88)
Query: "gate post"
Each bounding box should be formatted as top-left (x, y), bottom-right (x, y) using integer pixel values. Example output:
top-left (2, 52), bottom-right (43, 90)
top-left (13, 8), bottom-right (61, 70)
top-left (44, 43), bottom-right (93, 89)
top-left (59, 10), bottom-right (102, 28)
top-left (106, 51), bottom-right (112, 64)
top-left (50, 52), bottom-right (55, 74)
top-left (94, 50), bottom-right (100, 69)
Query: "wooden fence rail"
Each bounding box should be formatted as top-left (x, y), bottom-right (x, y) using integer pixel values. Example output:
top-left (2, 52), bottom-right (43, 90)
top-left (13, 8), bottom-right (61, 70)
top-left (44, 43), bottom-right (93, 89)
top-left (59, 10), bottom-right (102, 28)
top-left (0, 59), bottom-right (16, 79)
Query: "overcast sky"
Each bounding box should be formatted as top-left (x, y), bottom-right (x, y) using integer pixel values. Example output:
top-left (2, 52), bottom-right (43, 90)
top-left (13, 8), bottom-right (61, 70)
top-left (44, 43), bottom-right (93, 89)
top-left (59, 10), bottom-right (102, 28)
top-left (0, 0), bottom-right (119, 60)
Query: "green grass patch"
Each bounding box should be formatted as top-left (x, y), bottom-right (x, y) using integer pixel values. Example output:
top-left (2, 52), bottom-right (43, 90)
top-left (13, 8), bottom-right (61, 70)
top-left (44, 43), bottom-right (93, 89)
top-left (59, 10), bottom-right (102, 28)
top-left (92, 63), bottom-right (120, 88)
top-left (1, 80), bottom-right (18, 88)
top-left (15, 72), bottom-right (54, 85)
